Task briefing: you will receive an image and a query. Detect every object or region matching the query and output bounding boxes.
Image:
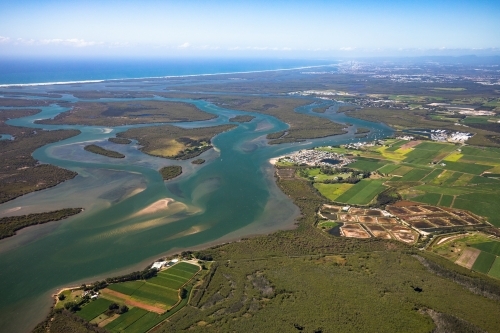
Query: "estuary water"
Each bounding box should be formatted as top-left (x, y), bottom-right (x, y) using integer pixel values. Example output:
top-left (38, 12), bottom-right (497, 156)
top-left (0, 83), bottom-right (392, 332)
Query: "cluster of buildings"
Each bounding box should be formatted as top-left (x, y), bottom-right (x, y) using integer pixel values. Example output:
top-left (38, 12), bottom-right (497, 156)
top-left (280, 149), bottom-right (354, 167)
top-left (430, 130), bottom-right (473, 143)
top-left (288, 89), bottom-right (353, 97)
top-left (151, 258), bottom-right (179, 270)
top-left (342, 140), bottom-right (383, 150)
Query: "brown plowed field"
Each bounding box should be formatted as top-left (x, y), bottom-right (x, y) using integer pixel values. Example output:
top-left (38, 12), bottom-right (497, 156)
top-left (341, 224), bottom-right (370, 238)
top-left (400, 140), bottom-right (421, 149)
top-left (101, 288), bottom-right (166, 314)
top-left (377, 217), bottom-right (398, 224)
top-left (365, 209), bottom-right (383, 216)
top-left (349, 208), bottom-right (366, 215)
top-left (339, 214), bottom-right (358, 222)
top-left (358, 216), bottom-right (376, 223)
top-left (455, 248), bottom-right (481, 269)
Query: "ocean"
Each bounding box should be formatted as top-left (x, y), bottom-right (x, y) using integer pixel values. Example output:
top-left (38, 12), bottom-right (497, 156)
top-left (0, 58), bottom-right (334, 86)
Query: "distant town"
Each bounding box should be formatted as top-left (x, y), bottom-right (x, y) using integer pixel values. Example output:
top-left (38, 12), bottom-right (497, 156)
top-left (278, 149), bottom-right (355, 167)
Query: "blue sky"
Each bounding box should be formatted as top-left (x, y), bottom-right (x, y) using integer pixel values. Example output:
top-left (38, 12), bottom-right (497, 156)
top-left (0, 0), bottom-right (499, 58)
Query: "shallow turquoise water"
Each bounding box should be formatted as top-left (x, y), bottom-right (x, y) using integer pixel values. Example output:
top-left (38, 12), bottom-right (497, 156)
top-left (0, 91), bottom-right (392, 332)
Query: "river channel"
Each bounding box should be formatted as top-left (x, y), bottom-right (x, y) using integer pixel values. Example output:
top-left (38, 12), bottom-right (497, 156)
top-left (0, 86), bottom-right (392, 332)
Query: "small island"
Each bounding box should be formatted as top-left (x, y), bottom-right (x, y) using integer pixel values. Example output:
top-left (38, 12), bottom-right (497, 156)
top-left (159, 165), bottom-right (182, 180)
top-left (108, 137), bottom-right (131, 144)
top-left (84, 144), bottom-right (125, 158)
top-left (229, 115), bottom-right (255, 123)
top-left (191, 158), bottom-right (205, 165)
top-left (0, 208), bottom-right (83, 240)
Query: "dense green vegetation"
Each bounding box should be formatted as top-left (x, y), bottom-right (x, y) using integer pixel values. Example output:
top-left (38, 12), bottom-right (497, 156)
top-left (32, 309), bottom-right (107, 333)
top-left (118, 124), bottom-right (236, 159)
top-left (0, 208), bottom-right (82, 240)
top-left (37, 101), bottom-right (216, 126)
top-left (0, 109), bottom-right (80, 203)
top-left (159, 165), bottom-right (182, 180)
top-left (228, 115), bottom-right (255, 123)
top-left (108, 137), bottom-right (131, 144)
top-left (160, 94), bottom-right (347, 144)
top-left (191, 158), bottom-right (205, 165)
top-left (84, 144), bottom-right (125, 158)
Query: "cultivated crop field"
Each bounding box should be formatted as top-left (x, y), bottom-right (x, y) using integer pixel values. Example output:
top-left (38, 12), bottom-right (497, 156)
top-left (106, 262), bottom-right (199, 309)
top-left (76, 298), bottom-right (114, 321)
top-left (335, 179), bottom-right (386, 205)
top-left (432, 234), bottom-right (500, 280)
top-left (313, 140), bottom-right (500, 226)
top-left (87, 262), bottom-right (202, 333)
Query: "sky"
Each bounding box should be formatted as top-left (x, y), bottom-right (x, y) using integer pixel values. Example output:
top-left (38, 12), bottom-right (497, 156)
top-left (0, 0), bottom-right (499, 58)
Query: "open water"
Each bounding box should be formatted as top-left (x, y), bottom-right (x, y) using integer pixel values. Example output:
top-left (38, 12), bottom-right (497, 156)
top-left (0, 64), bottom-right (393, 332)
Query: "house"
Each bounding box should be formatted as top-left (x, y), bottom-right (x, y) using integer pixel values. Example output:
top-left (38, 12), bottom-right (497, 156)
top-left (151, 261), bottom-right (167, 270)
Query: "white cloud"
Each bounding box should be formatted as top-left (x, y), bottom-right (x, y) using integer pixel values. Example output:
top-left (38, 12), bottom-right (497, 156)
top-left (12, 37), bottom-right (100, 47)
top-left (178, 42), bottom-right (190, 48)
top-left (340, 47), bottom-right (354, 51)
top-left (39, 38), bottom-right (99, 47)
top-left (0, 36), bottom-right (10, 43)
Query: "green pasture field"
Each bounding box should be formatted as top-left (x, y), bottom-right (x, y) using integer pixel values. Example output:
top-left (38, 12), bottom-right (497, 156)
top-left (158, 271), bottom-right (188, 283)
top-left (397, 168), bottom-right (431, 181)
top-left (335, 179), bottom-right (386, 205)
top-left (348, 157), bottom-right (389, 172)
top-left (412, 192), bottom-right (441, 205)
top-left (471, 252), bottom-right (496, 274)
top-left (462, 117), bottom-right (490, 124)
top-left (461, 155), bottom-right (500, 165)
top-left (391, 165), bottom-right (413, 176)
top-left (469, 175), bottom-right (499, 185)
top-left (415, 142), bottom-right (449, 151)
top-left (461, 146), bottom-right (500, 159)
top-left (377, 164), bottom-right (400, 174)
top-left (472, 242), bottom-right (500, 256)
top-left (108, 281), bottom-right (145, 296)
top-left (454, 193), bottom-right (500, 227)
top-left (77, 298), bottom-right (113, 321)
top-left (105, 307), bottom-right (148, 332)
top-left (439, 195), bottom-right (454, 207)
top-left (121, 312), bottom-right (161, 333)
top-left (439, 161), bottom-right (492, 175)
top-left (403, 149), bottom-right (441, 164)
top-left (443, 172), bottom-right (462, 185)
top-left (430, 170), bottom-right (455, 186)
top-left (162, 267), bottom-right (196, 280)
top-left (421, 169), bottom-right (444, 182)
top-left (313, 183), bottom-right (353, 201)
top-left (132, 283), bottom-right (178, 306)
top-left (299, 168), bottom-right (352, 182)
top-left (484, 99), bottom-right (500, 107)
top-left (148, 275), bottom-right (185, 290)
top-left (453, 173), bottom-right (474, 186)
top-left (172, 262), bottom-right (200, 273)
top-left (413, 185), bottom-right (470, 196)
top-left (318, 221), bottom-right (338, 228)
top-left (488, 257), bottom-right (500, 279)
top-left (386, 140), bottom-right (406, 151)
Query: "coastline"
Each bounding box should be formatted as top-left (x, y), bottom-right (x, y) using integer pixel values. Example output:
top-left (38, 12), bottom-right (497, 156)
top-left (0, 63), bottom-right (335, 88)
